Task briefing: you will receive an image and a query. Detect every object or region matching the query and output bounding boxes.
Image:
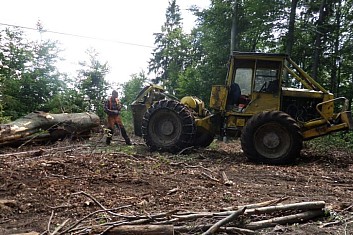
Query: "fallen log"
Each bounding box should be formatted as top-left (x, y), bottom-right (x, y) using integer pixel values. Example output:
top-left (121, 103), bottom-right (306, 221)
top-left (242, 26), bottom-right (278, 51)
top-left (244, 209), bottom-right (325, 230)
top-left (222, 197), bottom-right (289, 211)
top-left (202, 207), bottom-right (246, 235)
top-left (244, 201), bottom-right (326, 216)
top-left (98, 225), bottom-right (174, 235)
top-left (0, 111), bottom-right (100, 146)
top-left (169, 201), bottom-right (325, 223)
top-left (46, 195), bottom-right (328, 234)
top-left (174, 225), bottom-right (255, 234)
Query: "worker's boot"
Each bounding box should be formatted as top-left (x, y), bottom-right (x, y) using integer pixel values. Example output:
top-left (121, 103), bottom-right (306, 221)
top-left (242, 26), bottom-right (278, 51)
top-left (121, 127), bottom-right (132, 145)
top-left (106, 128), bottom-right (113, 145)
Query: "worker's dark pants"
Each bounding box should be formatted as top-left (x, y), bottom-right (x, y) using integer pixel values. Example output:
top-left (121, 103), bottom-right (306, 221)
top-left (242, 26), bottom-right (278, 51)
top-left (106, 115), bottom-right (131, 145)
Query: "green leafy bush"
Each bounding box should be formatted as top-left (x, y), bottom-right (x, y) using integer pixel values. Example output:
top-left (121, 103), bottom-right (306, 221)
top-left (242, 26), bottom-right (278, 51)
top-left (306, 132), bottom-right (353, 152)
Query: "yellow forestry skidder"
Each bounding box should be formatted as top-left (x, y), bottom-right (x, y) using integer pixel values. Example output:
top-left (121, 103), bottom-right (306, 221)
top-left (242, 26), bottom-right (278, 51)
top-left (131, 52), bottom-right (353, 165)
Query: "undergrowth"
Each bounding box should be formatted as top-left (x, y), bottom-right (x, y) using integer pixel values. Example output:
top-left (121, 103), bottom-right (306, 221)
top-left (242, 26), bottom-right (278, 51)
top-left (305, 131), bottom-right (353, 152)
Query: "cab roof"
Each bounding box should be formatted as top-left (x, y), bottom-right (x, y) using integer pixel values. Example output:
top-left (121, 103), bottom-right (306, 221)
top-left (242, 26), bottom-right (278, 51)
top-left (232, 51), bottom-right (288, 60)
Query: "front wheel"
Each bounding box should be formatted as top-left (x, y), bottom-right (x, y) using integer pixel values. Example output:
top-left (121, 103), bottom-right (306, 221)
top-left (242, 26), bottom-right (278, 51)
top-left (241, 111), bottom-right (303, 165)
top-left (141, 100), bottom-right (196, 153)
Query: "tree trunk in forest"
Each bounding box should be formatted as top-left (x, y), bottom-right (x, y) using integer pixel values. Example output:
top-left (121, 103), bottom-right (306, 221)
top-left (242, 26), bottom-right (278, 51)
top-left (330, 0), bottom-right (341, 95)
top-left (350, 73), bottom-right (353, 109)
top-left (284, 0), bottom-right (299, 86)
top-left (230, 0), bottom-right (238, 53)
top-left (0, 112), bottom-right (100, 146)
top-left (312, 0), bottom-right (327, 81)
top-left (285, 0), bottom-right (299, 57)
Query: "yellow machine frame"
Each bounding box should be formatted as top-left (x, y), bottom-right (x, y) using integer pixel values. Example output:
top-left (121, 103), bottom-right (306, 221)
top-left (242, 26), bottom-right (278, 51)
top-left (208, 52), bottom-right (352, 140)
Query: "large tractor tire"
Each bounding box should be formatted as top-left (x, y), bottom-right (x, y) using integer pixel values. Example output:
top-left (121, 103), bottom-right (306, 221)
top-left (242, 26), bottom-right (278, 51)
top-left (241, 111), bottom-right (303, 165)
top-left (141, 100), bottom-right (196, 153)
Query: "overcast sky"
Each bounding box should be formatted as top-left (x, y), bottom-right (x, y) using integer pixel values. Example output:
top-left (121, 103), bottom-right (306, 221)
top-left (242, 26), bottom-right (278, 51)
top-left (1, 0), bottom-right (209, 88)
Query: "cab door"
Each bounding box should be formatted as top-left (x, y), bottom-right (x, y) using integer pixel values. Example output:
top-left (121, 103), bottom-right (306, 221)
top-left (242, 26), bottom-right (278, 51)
top-left (244, 60), bottom-right (282, 114)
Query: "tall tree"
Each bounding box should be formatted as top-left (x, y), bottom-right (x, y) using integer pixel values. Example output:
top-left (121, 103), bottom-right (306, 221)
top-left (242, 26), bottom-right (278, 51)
top-left (336, 0), bottom-right (353, 107)
top-left (285, 0), bottom-right (299, 56)
top-left (77, 48), bottom-right (110, 118)
top-left (230, 0), bottom-right (239, 53)
top-left (311, 0), bottom-right (329, 81)
top-left (329, 0), bottom-right (342, 95)
top-left (148, 0), bottom-right (189, 95)
top-left (0, 26), bottom-right (64, 119)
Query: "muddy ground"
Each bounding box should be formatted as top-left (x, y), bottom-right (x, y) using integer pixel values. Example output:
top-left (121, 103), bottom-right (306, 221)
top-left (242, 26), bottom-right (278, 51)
top-left (0, 134), bottom-right (353, 234)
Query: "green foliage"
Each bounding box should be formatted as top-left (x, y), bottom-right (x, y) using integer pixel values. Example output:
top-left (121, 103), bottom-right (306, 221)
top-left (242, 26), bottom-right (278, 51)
top-left (0, 102), bottom-right (10, 123)
top-left (42, 88), bottom-right (87, 114)
top-left (77, 48), bottom-right (110, 119)
top-left (0, 27), bottom-right (66, 119)
top-left (306, 132), bottom-right (353, 152)
top-left (176, 66), bottom-right (211, 102)
top-left (120, 109), bottom-right (134, 133)
top-left (120, 71), bottom-right (148, 107)
top-left (1, 0), bottom-right (353, 160)
top-left (148, 0), bottom-right (190, 95)
top-left (146, 0), bottom-right (353, 154)
top-left (117, 71), bottom-right (148, 132)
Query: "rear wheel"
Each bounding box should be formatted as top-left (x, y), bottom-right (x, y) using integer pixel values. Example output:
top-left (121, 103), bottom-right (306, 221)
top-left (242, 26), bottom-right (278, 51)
top-left (141, 100), bottom-right (196, 152)
top-left (241, 111), bottom-right (303, 165)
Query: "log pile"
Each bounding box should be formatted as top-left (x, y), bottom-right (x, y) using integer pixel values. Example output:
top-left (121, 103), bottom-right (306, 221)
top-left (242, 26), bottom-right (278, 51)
top-left (0, 112), bottom-right (100, 147)
top-left (46, 192), bottom-right (327, 235)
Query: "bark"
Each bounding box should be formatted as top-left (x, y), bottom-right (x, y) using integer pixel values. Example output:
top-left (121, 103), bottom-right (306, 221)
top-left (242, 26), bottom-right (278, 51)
top-left (202, 207), bottom-right (246, 235)
top-left (330, 0), bottom-right (341, 95)
top-left (9, 233), bottom-right (39, 235)
top-left (175, 225), bottom-right (255, 234)
top-left (286, 0), bottom-right (299, 57)
top-left (245, 210), bottom-right (325, 230)
top-left (244, 201), bottom-right (325, 215)
top-left (312, 0), bottom-right (328, 81)
top-left (218, 201), bottom-right (325, 218)
top-left (103, 225), bottom-right (174, 235)
top-left (222, 196), bottom-right (289, 211)
top-left (230, 0), bottom-right (238, 53)
top-left (0, 111), bottom-right (100, 146)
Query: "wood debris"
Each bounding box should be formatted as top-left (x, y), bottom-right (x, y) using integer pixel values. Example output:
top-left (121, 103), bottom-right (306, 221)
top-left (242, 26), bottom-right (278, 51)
top-left (42, 192), bottom-right (327, 235)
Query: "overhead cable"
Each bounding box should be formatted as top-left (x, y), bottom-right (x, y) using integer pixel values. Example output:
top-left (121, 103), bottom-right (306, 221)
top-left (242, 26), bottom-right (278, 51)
top-left (0, 22), bottom-right (154, 48)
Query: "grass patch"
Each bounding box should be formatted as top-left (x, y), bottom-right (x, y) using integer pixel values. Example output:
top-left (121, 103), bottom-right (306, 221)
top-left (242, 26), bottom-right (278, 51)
top-left (306, 132), bottom-right (353, 152)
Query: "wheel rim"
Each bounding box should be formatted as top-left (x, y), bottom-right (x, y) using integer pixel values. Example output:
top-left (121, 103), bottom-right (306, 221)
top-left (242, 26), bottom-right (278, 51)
top-left (148, 109), bottom-right (182, 146)
top-left (253, 122), bottom-right (291, 159)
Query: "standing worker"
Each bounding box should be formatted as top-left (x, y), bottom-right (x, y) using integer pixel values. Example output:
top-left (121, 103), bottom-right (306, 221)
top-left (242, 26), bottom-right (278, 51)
top-left (104, 90), bottom-right (132, 145)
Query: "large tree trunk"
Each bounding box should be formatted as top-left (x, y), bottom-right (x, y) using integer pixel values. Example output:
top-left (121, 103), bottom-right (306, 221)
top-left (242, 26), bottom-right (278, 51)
top-left (312, 0), bottom-right (328, 81)
top-left (230, 0), bottom-right (238, 53)
top-left (102, 225), bottom-right (174, 235)
top-left (0, 112), bottom-right (100, 146)
top-left (330, 0), bottom-right (341, 96)
top-left (286, 0), bottom-right (299, 57)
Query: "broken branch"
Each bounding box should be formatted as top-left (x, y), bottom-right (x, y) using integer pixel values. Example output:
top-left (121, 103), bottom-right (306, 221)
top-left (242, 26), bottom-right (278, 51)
top-left (202, 207), bottom-right (246, 235)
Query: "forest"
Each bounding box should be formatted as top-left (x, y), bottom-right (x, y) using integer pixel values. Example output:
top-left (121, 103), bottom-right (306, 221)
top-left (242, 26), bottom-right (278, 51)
top-left (0, 0), bottom-right (353, 143)
top-left (1, 0), bottom-right (353, 136)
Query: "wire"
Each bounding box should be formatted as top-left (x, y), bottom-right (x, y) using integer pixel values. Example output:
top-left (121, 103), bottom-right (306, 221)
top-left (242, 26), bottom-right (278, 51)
top-left (0, 22), bottom-right (154, 48)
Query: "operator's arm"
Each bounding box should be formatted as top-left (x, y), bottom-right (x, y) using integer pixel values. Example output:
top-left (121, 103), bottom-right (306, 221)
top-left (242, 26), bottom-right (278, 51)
top-left (104, 99), bottom-right (120, 115)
